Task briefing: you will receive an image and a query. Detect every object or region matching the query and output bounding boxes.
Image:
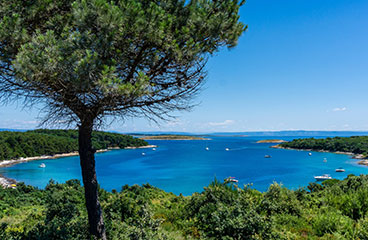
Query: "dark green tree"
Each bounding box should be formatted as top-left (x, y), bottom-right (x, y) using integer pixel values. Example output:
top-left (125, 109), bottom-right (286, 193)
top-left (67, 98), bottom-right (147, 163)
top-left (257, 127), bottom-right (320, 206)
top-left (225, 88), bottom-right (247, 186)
top-left (0, 0), bottom-right (246, 238)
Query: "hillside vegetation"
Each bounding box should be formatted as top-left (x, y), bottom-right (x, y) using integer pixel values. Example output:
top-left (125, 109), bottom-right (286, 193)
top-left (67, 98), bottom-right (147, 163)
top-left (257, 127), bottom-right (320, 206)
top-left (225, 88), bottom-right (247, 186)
top-left (1, 175), bottom-right (368, 239)
top-left (0, 130), bottom-right (147, 161)
top-left (279, 136), bottom-right (368, 155)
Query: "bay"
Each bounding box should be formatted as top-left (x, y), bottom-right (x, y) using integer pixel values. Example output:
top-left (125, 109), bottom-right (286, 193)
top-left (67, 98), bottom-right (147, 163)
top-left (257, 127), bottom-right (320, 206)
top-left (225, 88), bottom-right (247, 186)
top-left (1, 136), bottom-right (367, 195)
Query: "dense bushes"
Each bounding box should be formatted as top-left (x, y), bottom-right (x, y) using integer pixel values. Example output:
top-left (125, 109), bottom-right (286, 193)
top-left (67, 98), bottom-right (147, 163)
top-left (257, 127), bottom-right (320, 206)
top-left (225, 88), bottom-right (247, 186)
top-left (0, 130), bottom-right (147, 161)
top-left (280, 136), bottom-right (368, 155)
top-left (2, 175), bottom-right (368, 239)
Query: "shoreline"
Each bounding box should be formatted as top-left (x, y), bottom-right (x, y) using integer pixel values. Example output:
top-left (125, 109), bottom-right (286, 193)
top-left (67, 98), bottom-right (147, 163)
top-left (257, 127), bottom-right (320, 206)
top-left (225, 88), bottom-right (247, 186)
top-left (0, 144), bottom-right (157, 188)
top-left (256, 139), bottom-right (287, 144)
top-left (272, 144), bottom-right (368, 166)
top-left (139, 135), bottom-right (210, 140)
top-left (124, 144), bottom-right (157, 149)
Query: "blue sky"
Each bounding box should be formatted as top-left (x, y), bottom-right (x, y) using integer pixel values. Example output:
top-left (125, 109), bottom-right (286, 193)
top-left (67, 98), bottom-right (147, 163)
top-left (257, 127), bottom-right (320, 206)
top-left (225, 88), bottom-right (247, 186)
top-left (1, 0), bottom-right (368, 132)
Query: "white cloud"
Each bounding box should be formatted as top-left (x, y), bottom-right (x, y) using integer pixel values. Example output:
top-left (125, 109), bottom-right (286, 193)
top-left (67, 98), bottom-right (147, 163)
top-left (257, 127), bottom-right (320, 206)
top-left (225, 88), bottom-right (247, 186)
top-left (332, 107), bottom-right (347, 112)
top-left (208, 120), bottom-right (235, 126)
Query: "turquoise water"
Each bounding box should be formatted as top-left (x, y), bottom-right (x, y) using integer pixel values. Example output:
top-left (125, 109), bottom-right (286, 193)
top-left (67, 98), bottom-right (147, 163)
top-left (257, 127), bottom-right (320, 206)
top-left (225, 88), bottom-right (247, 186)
top-left (1, 136), bottom-right (368, 195)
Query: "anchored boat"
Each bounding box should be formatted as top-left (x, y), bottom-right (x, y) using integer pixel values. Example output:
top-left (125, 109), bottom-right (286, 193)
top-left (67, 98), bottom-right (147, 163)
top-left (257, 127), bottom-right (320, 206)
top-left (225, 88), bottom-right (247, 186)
top-left (335, 168), bottom-right (345, 172)
top-left (314, 174), bottom-right (332, 181)
top-left (224, 176), bottom-right (238, 183)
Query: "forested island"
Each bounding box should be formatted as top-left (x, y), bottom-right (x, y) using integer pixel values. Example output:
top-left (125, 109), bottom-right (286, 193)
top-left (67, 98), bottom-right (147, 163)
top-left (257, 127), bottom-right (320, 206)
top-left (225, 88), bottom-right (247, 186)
top-left (278, 136), bottom-right (368, 156)
top-left (0, 129), bottom-right (148, 161)
top-left (256, 139), bottom-right (287, 143)
top-left (1, 175), bottom-right (368, 239)
top-left (140, 135), bottom-right (208, 140)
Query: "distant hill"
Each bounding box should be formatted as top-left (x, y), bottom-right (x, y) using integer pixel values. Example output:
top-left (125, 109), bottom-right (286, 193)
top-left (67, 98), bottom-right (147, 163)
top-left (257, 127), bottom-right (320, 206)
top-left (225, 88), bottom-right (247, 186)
top-left (4, 129), bottom-right (368, 138)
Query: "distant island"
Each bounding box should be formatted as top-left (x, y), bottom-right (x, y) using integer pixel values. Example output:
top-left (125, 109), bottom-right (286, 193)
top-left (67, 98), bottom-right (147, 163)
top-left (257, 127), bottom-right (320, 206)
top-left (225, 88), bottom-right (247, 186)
top-left (0, 129), bottom-right (148, 163)
top-left (140, 135), bottom-right (208, 140)
top-left (256, 139), bottom-right (287, 143)
top-left (276, 136), bottom-right (368, 165)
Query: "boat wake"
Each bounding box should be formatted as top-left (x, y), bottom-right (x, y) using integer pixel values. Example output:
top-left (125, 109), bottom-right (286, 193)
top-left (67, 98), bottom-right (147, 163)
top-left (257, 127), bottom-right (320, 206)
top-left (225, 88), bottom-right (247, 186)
top-left (225, 147), bottom-right (248, 151)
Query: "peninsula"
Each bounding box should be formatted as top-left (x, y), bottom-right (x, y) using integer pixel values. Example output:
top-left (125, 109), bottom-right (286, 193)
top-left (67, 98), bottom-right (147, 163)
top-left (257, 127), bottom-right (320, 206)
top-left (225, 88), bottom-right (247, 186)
top-left (140, 135), bottom-right (208, 140)
top-left (0, 129), bottom-right (148, 163)
top-left (256, 139), bottom-right (287, 143)
top-left (0, 129), bottom-right (149, 188)
top-left (276, 136), bottom-right (368, 165)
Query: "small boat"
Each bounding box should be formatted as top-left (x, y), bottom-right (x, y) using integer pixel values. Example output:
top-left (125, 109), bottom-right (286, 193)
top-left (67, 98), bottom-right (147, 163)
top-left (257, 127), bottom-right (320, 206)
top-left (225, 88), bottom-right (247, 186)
top-left (225, 148), bottom-right (229, 151)
top-left (335, 168), bottom-right (345, 172)
top-left (205, 147), bottom-right (209, 151)
top-left (39, 163), bottom-right (46, 168)
top-left (264, 155), bottom-right (271, 158)
top-left (224, 176), bottom-right (238, 183)
top-left (142, 152), bottom-right (146, 156)
top-left (314, 174), bottom-right (332, 181)
top-left (308, 153), bottom-right (312, 156)
top-left (152, 148), bottom-right (156, 151)
top-left (323, 158), bottom-right (327, 163)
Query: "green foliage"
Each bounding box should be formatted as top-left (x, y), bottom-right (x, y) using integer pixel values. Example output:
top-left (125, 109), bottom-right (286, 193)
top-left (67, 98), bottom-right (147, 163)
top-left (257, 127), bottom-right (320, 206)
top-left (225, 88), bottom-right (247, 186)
top-left (280, 136), bottom-right (368, 155)
top-left (4, 175), bottom-right (368, 239)
top-left (186, 180), bottom-right (274, 239)
top-left (0, 0), bottom-right (246, 124)
top-left (0, 130), bottom-right (147, 161)
top-left (1, 1), bottom-right (246, 238)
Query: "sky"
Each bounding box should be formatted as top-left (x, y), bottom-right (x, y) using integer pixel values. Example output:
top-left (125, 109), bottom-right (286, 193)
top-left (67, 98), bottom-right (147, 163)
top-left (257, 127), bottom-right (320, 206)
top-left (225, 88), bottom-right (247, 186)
top-left (1, 0), bottom-right (368, 133)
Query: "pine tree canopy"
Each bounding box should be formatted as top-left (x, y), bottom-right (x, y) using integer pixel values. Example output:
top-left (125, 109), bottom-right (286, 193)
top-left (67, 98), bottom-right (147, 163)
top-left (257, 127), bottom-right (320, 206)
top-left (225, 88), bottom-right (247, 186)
top-left (0, 0), bottom-right (246, 125)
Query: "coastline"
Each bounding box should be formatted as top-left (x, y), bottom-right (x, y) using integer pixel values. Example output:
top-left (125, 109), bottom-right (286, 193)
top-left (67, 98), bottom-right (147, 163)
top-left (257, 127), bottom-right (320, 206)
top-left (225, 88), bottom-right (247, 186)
top-left (272, 144), bottom-right (368, 166)
top-left (256, 139), bottom-right (287, 143)
top-left (0, 144), bottom-right (157, 188)
top-left (124, 144), bottom-right (157, 149)
top-left (139, 135), bottom-right (210, 140)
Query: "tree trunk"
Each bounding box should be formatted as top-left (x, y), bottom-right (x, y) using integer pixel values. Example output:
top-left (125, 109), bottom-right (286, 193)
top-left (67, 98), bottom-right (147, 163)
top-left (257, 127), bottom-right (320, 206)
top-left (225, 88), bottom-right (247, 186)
top-left (79, 121), bottom-right (107, 240)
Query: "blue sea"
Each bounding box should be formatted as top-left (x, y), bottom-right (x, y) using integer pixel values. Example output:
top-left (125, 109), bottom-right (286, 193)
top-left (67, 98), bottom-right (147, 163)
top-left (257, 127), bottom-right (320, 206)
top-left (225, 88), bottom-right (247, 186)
top-left (1, 136), bottom-right (368, 195)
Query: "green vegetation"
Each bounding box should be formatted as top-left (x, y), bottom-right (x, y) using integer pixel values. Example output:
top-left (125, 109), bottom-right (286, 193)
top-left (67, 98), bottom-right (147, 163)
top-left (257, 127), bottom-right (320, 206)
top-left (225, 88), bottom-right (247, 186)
top-left (0, 130), bottom-right (147, 161)
top-left (2, 175), bottom-right (368, 239)
top-left (279, 136), bottom-right (368, 155)
top-left (0, 0), bottom-right (246, 235)
top-left (141, 135), bottom-right (208, 140)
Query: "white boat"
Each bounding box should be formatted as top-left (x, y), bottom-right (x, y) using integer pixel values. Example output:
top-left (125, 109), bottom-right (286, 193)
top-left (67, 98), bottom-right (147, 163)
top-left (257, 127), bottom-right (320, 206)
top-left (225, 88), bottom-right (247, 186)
top-left (225, 148), bottom-right (229, 151)
top-left (142, 152), bottom-right (146, 156)
top-left (205, 147), bottom-right (209, 151)
top-left (314, 174), bottom-right (332, 181)
top-left (308, 153), bottom-right (312, 156)
top-left (335, 168), bottom-right (345, 172)
top-left (224, 177), bottom-right (238, 183)
top-left (152, 148), bottom-right (156, 151)
top-left (39, 163), bottom-right (46, 168)
top-left (264, 155), bottom-right (271, 158)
